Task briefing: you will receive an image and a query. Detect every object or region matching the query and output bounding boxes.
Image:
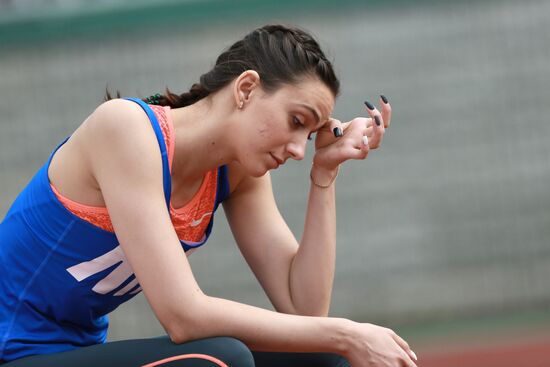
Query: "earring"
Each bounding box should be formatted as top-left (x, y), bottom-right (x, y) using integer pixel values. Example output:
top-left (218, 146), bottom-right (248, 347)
top-left (238, 100), bottom-right (244, 109)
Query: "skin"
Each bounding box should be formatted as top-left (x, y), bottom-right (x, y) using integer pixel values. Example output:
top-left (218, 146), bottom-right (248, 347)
top-left (47, 70), bottom-right (415, 367)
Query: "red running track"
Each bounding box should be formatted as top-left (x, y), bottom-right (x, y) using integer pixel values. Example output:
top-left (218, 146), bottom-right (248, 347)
top-left (417, 336), bottom-right (550, 367)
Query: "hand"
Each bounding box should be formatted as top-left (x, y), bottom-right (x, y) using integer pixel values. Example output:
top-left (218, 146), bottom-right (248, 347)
top-left (312, 96), bottom-right (392, 171)
top-left (346, 322), bottom-right (418, 367)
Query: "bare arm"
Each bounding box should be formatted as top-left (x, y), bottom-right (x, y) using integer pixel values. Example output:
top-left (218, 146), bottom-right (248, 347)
top-left (83, 99), bottom-right (347, 351)
top-left (223, 170), bottom-right (336, 317)
top-left (222, 100), bottom-right (393, 318)
top-left (292, 168), bottom-right (337, 315)
top-left (82, 99), bottom-right (415, 366)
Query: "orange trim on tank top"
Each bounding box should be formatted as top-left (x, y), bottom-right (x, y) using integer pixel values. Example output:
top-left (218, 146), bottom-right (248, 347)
top-left (50, 104), bottom-right (218, 243)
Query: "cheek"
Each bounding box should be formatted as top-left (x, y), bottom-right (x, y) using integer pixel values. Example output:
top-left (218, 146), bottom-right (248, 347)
top-left (247, 102), bottom-right (287, 146)
top-left (255, 115), bottom-right (282, 143)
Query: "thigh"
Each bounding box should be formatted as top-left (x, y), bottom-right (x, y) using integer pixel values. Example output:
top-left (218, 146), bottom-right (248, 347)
top-left (252, 350), bottom-right (350, 367)
top-left (3, 336), bottom-right (254, 367)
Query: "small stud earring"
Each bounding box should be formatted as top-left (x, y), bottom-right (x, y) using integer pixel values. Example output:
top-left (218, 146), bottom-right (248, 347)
top-left (238, 100), bottom-right (244, 109)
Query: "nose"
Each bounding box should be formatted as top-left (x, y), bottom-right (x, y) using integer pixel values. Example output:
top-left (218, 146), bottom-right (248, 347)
top-left (286, 140), bottom-right (306, 161)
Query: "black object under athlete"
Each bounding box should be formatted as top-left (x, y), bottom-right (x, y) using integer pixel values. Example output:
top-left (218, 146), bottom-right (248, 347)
top-left (1, 336), bottom-right (350, 367)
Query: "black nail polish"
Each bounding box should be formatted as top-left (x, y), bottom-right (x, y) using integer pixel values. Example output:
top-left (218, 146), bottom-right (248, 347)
top-left (374, 115), bottom-right (381, 126)
top-left (333, 127), bottom-right (343, 137)
top-left (380, 95), bottom-right (388, 104)
top-left (364, 101), bottom-right (375, 110)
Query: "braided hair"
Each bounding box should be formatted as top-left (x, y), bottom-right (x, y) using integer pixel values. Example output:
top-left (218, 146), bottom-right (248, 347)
top-left (106, 24), bottom-right (339, 107)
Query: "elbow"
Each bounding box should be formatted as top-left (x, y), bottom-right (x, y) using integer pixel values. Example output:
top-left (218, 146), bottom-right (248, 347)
top-left (315, 302), bottom-right (331, 317)
top-left (164, 313), bottom-right (194, 344)
top-left (288, 277), bottom-right (332, 317)
top-left (301, 307), bottom-right (330, 318)
top-left (293, 295), bottom-right (331, 317)
top-left (168, 330), bottom-right (183, 345)
top-left (289, 301), bottom-right (330, 317)
top-left (166, 313), bottom-right (207, 345)
top-left (315, 309), bottom-right (330, 318)
top-left (167, 322), bottom-right (191, 345)
top-left (163, 297), bottom-right (209, 344)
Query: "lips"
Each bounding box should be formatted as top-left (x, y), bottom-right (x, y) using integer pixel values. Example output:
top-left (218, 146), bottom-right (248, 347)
top-left (269, 153), bottom-right (283, 167)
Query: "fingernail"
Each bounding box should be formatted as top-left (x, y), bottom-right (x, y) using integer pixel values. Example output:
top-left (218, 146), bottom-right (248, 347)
top-left (380, 95), bottom-right (388, 104)
top-left (362, 135), bottom-right (369, 146)
top-left (333, 127), bottom-right (343, 137)
top-left (410, 350), bottom-right (418, 361)
top-left (364, 101), bottom-right (375, 110)
top-left (374, 115), bottom-right (381, 126)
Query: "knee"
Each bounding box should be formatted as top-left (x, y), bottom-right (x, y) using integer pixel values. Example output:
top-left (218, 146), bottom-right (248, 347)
top-left (323, 353), bottom-right (351, 367)
top-left (212, 337), bottom-right (254, 367)
top-left (334, 355), bottom-right (351, 367)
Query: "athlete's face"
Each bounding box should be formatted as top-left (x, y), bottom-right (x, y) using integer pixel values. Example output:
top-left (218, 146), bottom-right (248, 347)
top-left (236, 76), bottom-right (335, 177)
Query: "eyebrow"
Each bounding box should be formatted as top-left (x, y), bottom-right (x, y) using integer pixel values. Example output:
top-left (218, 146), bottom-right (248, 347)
top-left (294, 103), bottom-right (323, 126)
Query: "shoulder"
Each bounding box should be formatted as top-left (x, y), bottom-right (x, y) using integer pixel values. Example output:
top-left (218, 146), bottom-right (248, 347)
top-left (81, 99), bottom-right (157, 154)
top-left (82, 99), bottom-right (151, 139)
top-left (80, 99), bottom-right (164, 183)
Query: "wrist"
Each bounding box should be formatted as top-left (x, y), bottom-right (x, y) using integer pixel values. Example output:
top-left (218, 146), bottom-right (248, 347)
top-left (310, 164), bottom-right (339, 188)
top-left (327, 318), bottom-right (356, 357)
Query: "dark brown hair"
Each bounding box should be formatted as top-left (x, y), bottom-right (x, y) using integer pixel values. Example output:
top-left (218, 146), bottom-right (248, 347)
top-left (106, 24), bottom-right (339, 107)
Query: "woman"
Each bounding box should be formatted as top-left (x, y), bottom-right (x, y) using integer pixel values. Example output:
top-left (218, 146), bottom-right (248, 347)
top-left (0, 24), bottom-right (416, 366)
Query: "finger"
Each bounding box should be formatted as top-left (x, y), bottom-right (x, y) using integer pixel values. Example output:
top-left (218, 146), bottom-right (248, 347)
top-left (388, 336), bottom-right (417, 367)
top-left (361, 134), bottom-right (370, 155)
top-left (340, 120), bottom-right (353, 132)
top-left (365, 126), bottom-right (374, 138)
top-left (346, 143), bottom-right (369, 160)
top-left (364, 101), bottom-right (385, 149)
top-left (400, 351), bottom-right (418, 367)
top-left (366, 117), bottom-right (374, 128)
top-left (327, 117), bottom-right (344, 138)
top-left (364, 101), bottom-right (385, 132)
top-left (314, 117), bottom-right (341, 134)
top-left (380, 95), bottom-right (392, 128)
top-left (391, 332), bottom-right (417, 363)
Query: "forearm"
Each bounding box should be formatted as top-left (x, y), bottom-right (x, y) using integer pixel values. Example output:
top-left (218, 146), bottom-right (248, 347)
top-left (175, 294), bottom-right (352, 355)
top-left (289, 166), bottom-right (337, 316)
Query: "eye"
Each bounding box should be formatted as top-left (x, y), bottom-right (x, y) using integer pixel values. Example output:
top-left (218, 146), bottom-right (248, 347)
top-left (291, 115), bottom-right (313, 141)
top-left (292, 116), bottom-right (303, 126)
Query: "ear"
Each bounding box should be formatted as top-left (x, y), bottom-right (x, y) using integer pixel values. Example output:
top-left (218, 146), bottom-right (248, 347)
top-left (233, 70), bottom-right (261, 108)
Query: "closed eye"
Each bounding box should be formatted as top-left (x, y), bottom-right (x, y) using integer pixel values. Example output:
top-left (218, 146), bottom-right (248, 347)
top-left (291, 115), bottom-right (313, 140)
top-left (292, 116), bottom-right (303, 126)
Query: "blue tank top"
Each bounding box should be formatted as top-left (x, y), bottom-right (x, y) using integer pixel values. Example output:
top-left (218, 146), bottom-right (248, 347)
top-left (0, 98), bottom-right (230, 362)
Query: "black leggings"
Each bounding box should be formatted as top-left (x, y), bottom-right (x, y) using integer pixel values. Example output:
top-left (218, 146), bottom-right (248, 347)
top-left (1, 336), bottom-right (350, 367)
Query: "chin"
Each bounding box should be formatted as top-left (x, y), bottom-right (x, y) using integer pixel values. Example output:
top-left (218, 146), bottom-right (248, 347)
top-left (237, 153), bottom-right (274, 177)
top-left (243, 161), bottom-right (272, 178)
top-left (249, 166), bottom-right (270, 177)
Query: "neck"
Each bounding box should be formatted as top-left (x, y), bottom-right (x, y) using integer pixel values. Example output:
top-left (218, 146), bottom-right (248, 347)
top-left (169, 94), bottom-right (236, 186)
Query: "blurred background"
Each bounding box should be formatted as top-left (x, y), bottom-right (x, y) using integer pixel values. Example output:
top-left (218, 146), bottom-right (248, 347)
top-left (1, 0), bottom-right (549, 365)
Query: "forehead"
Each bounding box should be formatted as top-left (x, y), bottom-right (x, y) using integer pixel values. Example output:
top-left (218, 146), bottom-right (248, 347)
top-left (273, 77), bottom-right (335, 121)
